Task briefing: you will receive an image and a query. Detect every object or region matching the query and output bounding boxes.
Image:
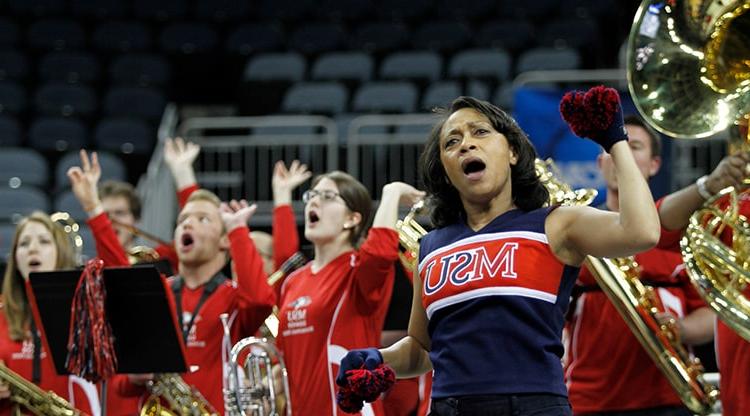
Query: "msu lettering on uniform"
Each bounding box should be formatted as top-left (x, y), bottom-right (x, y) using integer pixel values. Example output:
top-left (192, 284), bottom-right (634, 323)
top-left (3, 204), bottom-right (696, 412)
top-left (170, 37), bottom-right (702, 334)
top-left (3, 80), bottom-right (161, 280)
top-left (419, 231), bottom-right (566, 319)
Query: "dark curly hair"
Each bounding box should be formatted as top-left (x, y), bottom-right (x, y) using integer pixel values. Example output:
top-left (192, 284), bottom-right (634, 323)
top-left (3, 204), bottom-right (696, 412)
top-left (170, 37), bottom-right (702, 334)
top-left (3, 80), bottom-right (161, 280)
top-left (418, 96), bottom-right (548, 228)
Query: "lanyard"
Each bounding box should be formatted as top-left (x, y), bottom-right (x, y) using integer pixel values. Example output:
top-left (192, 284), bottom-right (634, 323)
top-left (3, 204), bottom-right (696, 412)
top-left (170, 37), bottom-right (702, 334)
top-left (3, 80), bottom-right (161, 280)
top-left (172, 273), bottom-right (226, 342)
top-left (29, 319), bottom-right (41, 383)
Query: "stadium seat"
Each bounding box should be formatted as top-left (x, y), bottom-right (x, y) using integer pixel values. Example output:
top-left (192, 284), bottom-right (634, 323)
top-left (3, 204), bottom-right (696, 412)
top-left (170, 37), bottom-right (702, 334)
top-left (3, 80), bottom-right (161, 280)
top-left (27, 19), bottom-right (85, 50)
top-left (0, 187), bottom-right (50, 222)
top-left (92, 21), bottom-right (151, 52)
top-left (53, 189), bottom-right (87, 222)
top-left (0, 82), bottom-right (26, 114)
top-left (8, 0), bottom-right (65, 17)
top-left (380, 51), bottom-right (442, 82)
top-left (421, 81), bottom-right (461, 110)
top-left (288, 23), bottom-right (346, 55)
top-left (159, 22), bottom-right (219, 54)
top-left (29, 117), bottom-right (88, 152)
top-left (311, 52), bottom-right (373, 83)
top-left (110, 54), bottom-right (170, 87)
top-left (448, 49), bottom-right (512, 84)
top-left (243, 52), bottom-right (306, 82)
top-left (0, 18), bottom-right (20, 47)
top-left (38, 52), bottom-right (101, 84)
top-left (103, 86), bottom-right (166, 121)
top-left (412, 21), bottom-right (472, 52)
top-left (134, 0), bottom-right (188, 21)
top-left (0, 148), bottom-right (48, 187)
top-left (352, 82), bottom-right (418, 114)
top-left (0, 115), bottom-right (22, 146)
top-left (282, 82), bottom-right (348, 115)
top-left (351, 23), bottom-right (408, 55)
top-left (226, 23), bottom-right (284, 55)
top-left (515, 47), bottom-right (582, 74)
top-left (94, 117), bottom-right (154, 155)
top-left (35, 83), bottom-right (97, 117)
top-left (475, 20), bottom-right (536, 53)
top-left (193, 0), bottom-right (252, 21)
top-left (71, 0), bottom-right (127, 20)
top-left (0, 51), bottom-right (28, 81)
top-left (315, 0), bottom-right (372, 21)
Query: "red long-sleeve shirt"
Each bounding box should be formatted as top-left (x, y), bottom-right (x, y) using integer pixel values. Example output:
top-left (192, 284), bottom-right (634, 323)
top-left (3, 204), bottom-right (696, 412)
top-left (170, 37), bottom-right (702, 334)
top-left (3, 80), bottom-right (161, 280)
top-left (0, 303), bottom-right (97, 415)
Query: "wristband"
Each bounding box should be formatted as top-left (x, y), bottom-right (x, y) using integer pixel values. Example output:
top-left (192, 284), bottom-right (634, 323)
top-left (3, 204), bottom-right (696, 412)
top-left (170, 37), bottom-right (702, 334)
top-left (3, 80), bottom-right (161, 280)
top-left (695, 175), bottom-right (712, 200)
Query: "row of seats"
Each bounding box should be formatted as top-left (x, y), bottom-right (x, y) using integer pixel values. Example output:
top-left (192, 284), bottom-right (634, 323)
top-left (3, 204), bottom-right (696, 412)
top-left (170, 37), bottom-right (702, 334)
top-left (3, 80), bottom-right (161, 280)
top-left (1, 0), bottom-right (616, 24)
top-left (0, 116), bottom-right (155, 154)
top-left (0, 16), bottom-right (600, 56)
top-left (0, 51), bottom-right (170, 87)
top-left (0, 83), bottom-right (166, 120)
top-left (0, 148), bottom-right (127, 189)
top-left (244, 48), bottom-right (579, 85)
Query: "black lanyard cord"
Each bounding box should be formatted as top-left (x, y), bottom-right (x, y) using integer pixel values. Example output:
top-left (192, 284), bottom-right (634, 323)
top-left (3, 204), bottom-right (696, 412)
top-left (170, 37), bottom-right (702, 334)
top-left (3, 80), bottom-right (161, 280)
top-left (172, 273), bottom-right (227, 342)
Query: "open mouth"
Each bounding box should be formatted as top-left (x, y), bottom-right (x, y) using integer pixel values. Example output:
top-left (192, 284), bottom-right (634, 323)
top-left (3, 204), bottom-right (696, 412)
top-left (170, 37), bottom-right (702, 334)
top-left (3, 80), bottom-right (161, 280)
top-left (462, 157), bottom-right (486, 179)
top-left (181, 233), bottom-right (195, 249)
top-left (28, 259), bottom-right (41, 268)
top-left (308, 210), bottom-right (320, 224)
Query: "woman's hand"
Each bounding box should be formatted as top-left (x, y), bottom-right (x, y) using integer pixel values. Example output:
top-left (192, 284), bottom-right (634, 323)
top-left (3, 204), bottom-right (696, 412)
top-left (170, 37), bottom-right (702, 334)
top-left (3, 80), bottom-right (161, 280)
top-left (272, 160), bottom-right (312, 206)
top-left (382, 182), bottom-right (425, 207)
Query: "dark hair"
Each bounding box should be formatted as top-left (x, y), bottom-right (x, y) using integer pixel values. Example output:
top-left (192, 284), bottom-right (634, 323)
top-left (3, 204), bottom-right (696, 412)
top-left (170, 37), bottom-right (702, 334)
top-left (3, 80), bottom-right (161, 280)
top-left (310, 171), bottom-right (373, 247)
top-left (419, 96), bottom-right (548, 228)
top-left (624, 115), bottom-right (662, 158)
top-left (99, 180), bottom-right (142, 219)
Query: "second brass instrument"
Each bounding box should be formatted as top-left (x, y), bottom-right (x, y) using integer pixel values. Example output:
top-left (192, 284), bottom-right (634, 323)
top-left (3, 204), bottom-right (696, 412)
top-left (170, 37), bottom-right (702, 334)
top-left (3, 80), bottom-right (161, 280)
top-left (140, 373), bottom-right (218, 416)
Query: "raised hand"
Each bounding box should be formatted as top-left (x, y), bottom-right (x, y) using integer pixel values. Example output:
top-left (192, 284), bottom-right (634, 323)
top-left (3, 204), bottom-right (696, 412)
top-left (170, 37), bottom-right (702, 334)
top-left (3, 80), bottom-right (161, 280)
top-left (383, 182), bottom-right (426, 207)
top-left (66, 149), bottom-right (103, 214)
top-left (272, 160), bottom-right (312, 206)
top-left (220, 199), bottom-right (258, 232)
top-left (560, 85), bottom-right (628, 152)
top-left (164, 137), bottom-right (200, 190)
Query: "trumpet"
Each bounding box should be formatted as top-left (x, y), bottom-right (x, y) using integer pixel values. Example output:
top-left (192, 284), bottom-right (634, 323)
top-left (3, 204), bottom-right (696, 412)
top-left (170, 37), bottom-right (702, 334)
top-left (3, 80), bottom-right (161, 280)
top-left (395, 200), bottom-right (428, 272)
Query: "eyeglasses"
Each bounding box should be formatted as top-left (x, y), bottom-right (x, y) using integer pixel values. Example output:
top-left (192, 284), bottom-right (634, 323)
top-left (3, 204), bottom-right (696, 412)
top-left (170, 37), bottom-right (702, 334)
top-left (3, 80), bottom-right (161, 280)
top-left (302, 189), bottom-right (343, 204)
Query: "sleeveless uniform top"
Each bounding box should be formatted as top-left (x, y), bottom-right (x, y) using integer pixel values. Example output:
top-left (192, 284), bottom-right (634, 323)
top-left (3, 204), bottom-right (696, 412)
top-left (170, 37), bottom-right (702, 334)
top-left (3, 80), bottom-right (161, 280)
top-left (418, 207), bottom-right (579, 399)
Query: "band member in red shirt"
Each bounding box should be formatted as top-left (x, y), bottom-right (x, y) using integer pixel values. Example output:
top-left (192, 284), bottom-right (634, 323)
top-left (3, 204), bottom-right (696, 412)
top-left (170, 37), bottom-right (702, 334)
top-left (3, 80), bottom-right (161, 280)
top-left (67, 150), bottom-right (276, 414)
top-left (0, 212), bottom-right (97, 415)
top-left (272, 163), bottom-right (423, 415)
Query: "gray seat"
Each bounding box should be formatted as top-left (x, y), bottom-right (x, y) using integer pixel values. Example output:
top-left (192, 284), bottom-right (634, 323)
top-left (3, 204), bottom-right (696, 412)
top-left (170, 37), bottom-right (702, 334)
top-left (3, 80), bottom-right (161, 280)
top-left (0, 148), bottom-right (49, 187)
top-left (412, 21), bottom-right (471, 52)
top-left (56, 150), bottom-right (126, 189)
top-left (27, 19), bottom-right (85, 50)
top-left (0, 51), bottom-right (28, 81)
top-left (0, 82), bottom-right (27, 114)
top-left (71, 0), bottom-right (127, 19)
top-left (282, 82), bottom-right (348, 115)
top-left (103, 86), bottom-right (166, 121)
top-left (53, 189), bottom-right (87, 221)
top-left (288, 23), bottom-right (346, 55)
top-left (0, 187), bottom-right (50, 222)
top-left (39, 51), bottom-right (101, 84)
top-left (380, 51), bottom-right (442, 82)
top-left (134, 0), bottom-right (188, 21)
top-left (351, 22), bottom-right (408, 54)
top-left (421, 81), bottom-right (461, 110)
top-left (226, 23), bottom-right (284, 56)
top-left (94, 117), bottom-right (154, 155)
top-left (539, 18), bottom-right (599, 50)
top-left (35, 83), bottom-right (96, 117)
top-left (515, 47), bottom-right (581, 74)
top-left (93, 21), bottom-right (151, 52)
top-left (0, 115), bottom-right (21, 146)
top-left (311, 52), bottom-right (373, 83)
top-left (0, 222), bottom-right (16, 261)
top-left (352, 82), bottom-right (418, 114)
top-left (159, 22), bottom-right (219, 54)
top-left (9, 0), bottom-right (65, 16)
top-left (449, 49), bottom-right (512, 84)
top-left (193, 0), bottom-right (252, 21)
top-left (110, 54), bottom-right (170, 87)
top-left (243, 52), bottom-right (306, 82)
top-left (476, 19), bottom-right (535, 53)
top-left (29, 117), bottom-right (88, 152)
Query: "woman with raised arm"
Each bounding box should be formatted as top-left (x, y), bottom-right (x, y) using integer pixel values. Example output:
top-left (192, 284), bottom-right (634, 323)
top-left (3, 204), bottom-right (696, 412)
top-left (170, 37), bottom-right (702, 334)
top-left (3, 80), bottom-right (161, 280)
top-left (337, 91), bottom-right (660, 416)
top-left (272, 165), bottom-right (423, 415)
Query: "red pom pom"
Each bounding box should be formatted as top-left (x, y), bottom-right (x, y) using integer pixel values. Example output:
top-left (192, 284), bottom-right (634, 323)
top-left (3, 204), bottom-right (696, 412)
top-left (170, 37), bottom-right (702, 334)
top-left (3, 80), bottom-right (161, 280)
top-left (559, 90), bottom-right (590, 137)
top-left (337, 387), bottom-right (364, 414)
top-left (583, 85), bottom-right (619, 132)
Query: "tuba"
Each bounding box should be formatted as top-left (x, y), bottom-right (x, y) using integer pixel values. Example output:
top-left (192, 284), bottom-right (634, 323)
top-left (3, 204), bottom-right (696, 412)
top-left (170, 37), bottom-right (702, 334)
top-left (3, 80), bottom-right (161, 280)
top-left (628, 0), bottom-right (750, 340)
top-left (221, 315), bottom-right (291, 416)
top-left (0, 362), bottom-right (82, 416)
top-left (538, 159), bottom-right (719, 415)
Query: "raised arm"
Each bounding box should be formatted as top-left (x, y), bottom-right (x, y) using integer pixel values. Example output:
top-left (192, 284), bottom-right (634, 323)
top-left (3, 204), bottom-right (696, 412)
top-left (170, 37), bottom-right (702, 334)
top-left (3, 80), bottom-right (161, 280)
top-left (271, 160), bottom-right (311, 268)
top-left (67, 150), bottom-right (130, 266)
top-left (354, 183), bottom-right (425, 310)
top-left (220, 199), bottom-right (276, 334)
top-left (164, 137), bottom-right (201, 206)
top-left (553, 86), bottom-right (659, 262)
top-left (658, 152), bottom-right (750, 231)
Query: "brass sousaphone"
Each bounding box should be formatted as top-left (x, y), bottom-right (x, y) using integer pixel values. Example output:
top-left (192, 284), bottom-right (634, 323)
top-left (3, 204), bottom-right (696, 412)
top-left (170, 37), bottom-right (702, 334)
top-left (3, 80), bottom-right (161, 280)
top-left (628, 0), bottom-right (750, 341)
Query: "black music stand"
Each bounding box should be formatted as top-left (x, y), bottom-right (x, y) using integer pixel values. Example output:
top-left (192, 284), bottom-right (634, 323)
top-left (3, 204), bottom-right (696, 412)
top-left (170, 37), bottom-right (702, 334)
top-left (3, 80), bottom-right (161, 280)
top-left (27, 264), bottom-right (188, 415)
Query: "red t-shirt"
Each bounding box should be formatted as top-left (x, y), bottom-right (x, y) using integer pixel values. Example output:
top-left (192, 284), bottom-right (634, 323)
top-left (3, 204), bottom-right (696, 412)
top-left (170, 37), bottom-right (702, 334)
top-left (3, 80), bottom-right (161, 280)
top-left (0, 304), bottom-right (97, 415)
top-left (276, 228), bottom-right (398, 416)
top-left (565, 246), bottom-right (705, 413)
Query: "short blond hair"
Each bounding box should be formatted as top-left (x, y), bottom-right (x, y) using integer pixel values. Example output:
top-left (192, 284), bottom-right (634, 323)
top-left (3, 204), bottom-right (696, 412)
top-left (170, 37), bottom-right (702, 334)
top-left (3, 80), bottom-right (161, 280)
top-left (186, 189), bottom-right (221, 207)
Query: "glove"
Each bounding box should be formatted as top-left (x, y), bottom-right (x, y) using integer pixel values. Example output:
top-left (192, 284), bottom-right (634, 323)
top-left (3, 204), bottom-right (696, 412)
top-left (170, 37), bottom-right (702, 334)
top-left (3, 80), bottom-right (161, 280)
top-left (336, 348), bottom-right (383, 387)
top-left (559, 85), bottom-right (628, 152)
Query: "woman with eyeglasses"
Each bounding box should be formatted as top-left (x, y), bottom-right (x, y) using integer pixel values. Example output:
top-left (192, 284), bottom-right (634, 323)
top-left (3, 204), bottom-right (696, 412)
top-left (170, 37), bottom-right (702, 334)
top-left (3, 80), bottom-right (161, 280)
top-left (271, 165), bottom-right (423, 416)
